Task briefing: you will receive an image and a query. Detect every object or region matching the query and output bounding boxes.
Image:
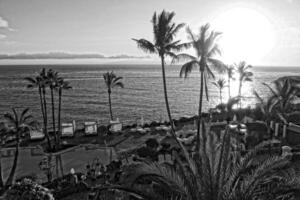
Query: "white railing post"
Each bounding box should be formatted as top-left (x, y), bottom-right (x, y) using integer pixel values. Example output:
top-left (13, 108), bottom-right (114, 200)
top-left (283, 124), bottom-right (287, 138)
top-left (275, 123), bottom-right (279, 137)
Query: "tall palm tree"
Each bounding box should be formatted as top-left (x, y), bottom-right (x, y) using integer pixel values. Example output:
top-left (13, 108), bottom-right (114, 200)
top-left (212, 78), bottom-right (227, 104)
top-left (173, 23), bottom-right (225, 151)
top-left (38, 68), bottom-right (51, 150)
top-left (4, 108), bottom-right (35, 186)
top-left (132, 10), bottom-right (186, 142)
top-left (24, 73), bottom-right (52, 149)
top-left (56, 78), bottom-right (72, 147)
top-left (236, 61), bottom-right (253, 108)
top-left (225, 65), bottom-right (235, 99)
top-left (102, 127), bottom-right (299, 200)
top-left (46, 69), bottom-right (59, 143)
top-left (103, 71), bottom-right (124, 121)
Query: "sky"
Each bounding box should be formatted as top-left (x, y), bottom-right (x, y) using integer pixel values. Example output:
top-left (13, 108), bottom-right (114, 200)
top-left (0, 0), bottom-right (300, 66)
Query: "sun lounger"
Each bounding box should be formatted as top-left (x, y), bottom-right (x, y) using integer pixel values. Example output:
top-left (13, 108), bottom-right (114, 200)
top-left (160, 125), bottom-right (171, 131)
top-left (61, 120), bottom-right (76, 137)
top-left (84, 122), bottom-right (98, 136)
top-left (109, 119), bottom-right (122, 133)
top-left (136, 127), bottom-right (147, 134)
top-left (29, 129), bottom-right (45, 140)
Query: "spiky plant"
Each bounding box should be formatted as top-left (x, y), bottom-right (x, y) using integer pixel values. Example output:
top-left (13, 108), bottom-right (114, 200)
top-left (108, 125), bottom-right (300, 200)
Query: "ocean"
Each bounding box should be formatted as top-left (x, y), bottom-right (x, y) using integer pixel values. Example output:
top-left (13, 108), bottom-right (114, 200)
top-left (0, 64), bottom-right (299, 125)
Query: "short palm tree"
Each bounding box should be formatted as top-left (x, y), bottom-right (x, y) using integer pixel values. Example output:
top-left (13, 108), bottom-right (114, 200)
top-left (265, 79), bottom-right (297, 113)
top-left (254, 88), bottom-right (278, 139)
top-left (236, 61), bottom-right (253, 108)
top-left (173, 23), bottom-right (225, 151)
top-left (225, 64), bottom-right (235, 99)
top-left (103, 71), bottom-right (124, 121)
top-left (24, 73), bottom-right (52, 149)
top-left (132, 10), bottom-right (186, 142)
top-left (212, 78), bottom-right (227, 104)
top-left (56, 78), bottom-right (72, 147)
top-left (4, 108), bottom-right (35, 186)
top-left (46, 69), bottom-right (59, 143)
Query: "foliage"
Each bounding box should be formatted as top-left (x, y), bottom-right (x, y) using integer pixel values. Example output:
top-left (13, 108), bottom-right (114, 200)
top-left (133, 10), bottom-right (187, 156)
top-left (235, 61), bottom-right (253, 108)
top-left (3, 108), bottom-right (36, 186)
top-left (103, 71), bottom-right (124, 121)
top-left (108, 125), bottom-right (300, 200)
top-left (173, 23), bottom-right (225, 151)
top-left (212, 78), bottom-right (227, 104)
top-left (5, 178), bottom-right (54, 200)
top-left (25, 68), bottom-right (72, 150)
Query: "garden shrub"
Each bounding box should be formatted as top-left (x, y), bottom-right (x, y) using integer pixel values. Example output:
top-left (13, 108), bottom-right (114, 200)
top-left (5, 178), bottom-right (54, 200)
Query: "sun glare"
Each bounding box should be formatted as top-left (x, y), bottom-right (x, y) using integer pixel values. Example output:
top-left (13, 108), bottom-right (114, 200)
top-left (212, 6), bottom-right (276, 64)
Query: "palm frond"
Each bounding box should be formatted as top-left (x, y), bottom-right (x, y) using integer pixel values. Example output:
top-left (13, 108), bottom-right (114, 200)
top-left (132, 38), bottom-right (156, 54)
top-left (179, 60), bottom-right (199, 78)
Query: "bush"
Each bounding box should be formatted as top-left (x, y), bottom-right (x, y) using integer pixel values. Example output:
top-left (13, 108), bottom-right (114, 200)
top-left (5, 178), bottom-right (54, 200)
top-left (145, 138), bottom-right (159, 149)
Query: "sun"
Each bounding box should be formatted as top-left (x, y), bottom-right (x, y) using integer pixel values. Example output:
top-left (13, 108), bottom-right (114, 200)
top-left (212, 6), bottom-right (276, 64)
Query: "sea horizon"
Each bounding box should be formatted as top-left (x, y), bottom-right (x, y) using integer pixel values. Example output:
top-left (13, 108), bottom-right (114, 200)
top-left (0, 63), bottom-right (299, 126)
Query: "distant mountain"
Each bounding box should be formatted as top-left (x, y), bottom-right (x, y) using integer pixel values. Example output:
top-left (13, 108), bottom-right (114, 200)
top-left (0, 52), bottom-right (150, 59)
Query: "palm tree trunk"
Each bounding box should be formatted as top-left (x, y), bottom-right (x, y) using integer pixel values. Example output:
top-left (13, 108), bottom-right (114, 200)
top-left (50, 88), bottom-right (56, 145)
top-left (0, 149), bottom-right (3, 188)
top-left (42, 87), bottom-right (52, 150)
top-left (238, 81), bottom-right (242, 108)
top-left (196, 71), bottom-right (204, 152)
top-left (228, 75), bottom-right (231, 99)
top-left (160, 56), bottom-right (176, 134)
top-left (108, 90), bottom-right (113, 121)
top-left (39, 87), bottom-right (51, 149)
top-left (57, 88), bottom-right (62, 148)
top-left (220, 90), bottom-right (222, 104)
top-left (5, 135), bottom-right (19, 186)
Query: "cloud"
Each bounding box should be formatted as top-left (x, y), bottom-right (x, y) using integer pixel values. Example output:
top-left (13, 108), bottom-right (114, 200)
top-left (0, 16), bottom-right (15, 31)
top-left (0, 17), bottom-right (8, 28)
top-left (0, 34), bottom-right (6, 39)
top-left (286, 0), bottom-right (293, 3)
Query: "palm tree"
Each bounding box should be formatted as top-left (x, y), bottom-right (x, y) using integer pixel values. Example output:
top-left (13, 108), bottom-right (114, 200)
top-left (225, 65), bottom-right (235, 99)
top-left (46, 69), bottom-right (59, 143)
top-left (264, 79), bottom-right (298, 113)
top-left (56, 78), bottom-right (72, 147)
top-left (4, 108), bottom-right (35, 186)
top-left (132, 10), bottom-right (186, 142)
top-left (39, 68), bottom-right (51, 150)
top-left (24, 73), bottom-right (52, 149)
top-left (236, 61), bottom-right (253, 108)
top-left (114, 128), bottom-right (299, 200)
top-left (103, 71), bottom-right (124, 121)
top-left (173, 23), bottom-right (225, 151)
top-left (212, 78), bottom-right (227, 104)
top-left (254, 88), bottom-right (278, 139)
